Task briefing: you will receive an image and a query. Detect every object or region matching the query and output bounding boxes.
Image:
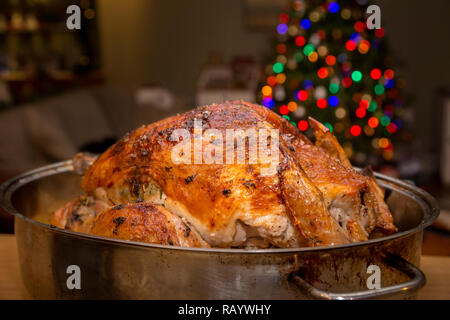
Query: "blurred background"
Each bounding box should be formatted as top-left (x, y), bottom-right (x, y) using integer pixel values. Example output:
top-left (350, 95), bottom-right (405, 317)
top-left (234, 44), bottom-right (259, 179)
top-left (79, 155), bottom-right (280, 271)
top-left (0, 0), bottom-right (448, 254)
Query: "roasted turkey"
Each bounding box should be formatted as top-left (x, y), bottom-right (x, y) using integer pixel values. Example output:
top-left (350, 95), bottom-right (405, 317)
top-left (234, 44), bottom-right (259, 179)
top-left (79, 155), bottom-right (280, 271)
top-left (52, 101), bottom-right (396, 248)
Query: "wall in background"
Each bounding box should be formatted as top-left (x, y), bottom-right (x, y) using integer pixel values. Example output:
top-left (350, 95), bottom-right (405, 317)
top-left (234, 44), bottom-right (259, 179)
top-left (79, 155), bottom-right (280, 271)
top-left (98, 0), bottom-right (271, 104)
top-left (376, 0), bottom-right (450, 156)
top-left (98, 0), bottom-right (450, 155)
top-left (97, 0), bottom-right (158, 86)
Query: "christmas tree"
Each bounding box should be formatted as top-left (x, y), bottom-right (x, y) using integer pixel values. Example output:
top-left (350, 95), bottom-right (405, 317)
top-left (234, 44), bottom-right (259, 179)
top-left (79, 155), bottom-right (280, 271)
top-left (258, 0), bottom-right (408, 166)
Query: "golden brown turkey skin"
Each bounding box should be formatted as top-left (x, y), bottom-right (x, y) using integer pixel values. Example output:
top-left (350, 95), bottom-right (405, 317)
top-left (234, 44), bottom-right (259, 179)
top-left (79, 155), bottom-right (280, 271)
top-left (79, 101), bottom-right (396, 247)
top-left (90, 203), bottom-right (209, 248)
top-left (51, 196), bottom-right (110, 233)
top-left (245, 101), bottom-right (396, 237)
top-left (82, 104), bottom-right (308, 247)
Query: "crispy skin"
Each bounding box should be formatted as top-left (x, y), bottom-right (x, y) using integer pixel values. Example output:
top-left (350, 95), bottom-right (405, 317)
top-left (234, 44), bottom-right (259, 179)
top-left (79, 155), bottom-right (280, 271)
top-left (243, 101), bottom-right (373, 240)
top-left (360, 167), bottom-right (397, 233)
top-left (90, 203), bottom-right (209, 248)
top-left (308, 117), bottom-right (397, 234)
top-left (82, 103), bottom-right (307, 247)
top-left (279, 154), bottom-right (350, 246)
top-left (51, 196), bottom-right (109, 233)
top-left (58, 100), bottom-right (397, 248)
top-left (308, 117), bottom-right (352, 167)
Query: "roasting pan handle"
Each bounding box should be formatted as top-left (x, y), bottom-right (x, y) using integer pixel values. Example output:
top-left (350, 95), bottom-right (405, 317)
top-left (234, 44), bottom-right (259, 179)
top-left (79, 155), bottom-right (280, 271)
top-left (290, 255), bottom-right (426, 300)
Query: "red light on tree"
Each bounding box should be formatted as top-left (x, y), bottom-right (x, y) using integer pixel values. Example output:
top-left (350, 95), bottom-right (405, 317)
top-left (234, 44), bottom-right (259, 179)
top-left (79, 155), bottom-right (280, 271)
top-left (325, 55), bottom-right (336, 66)
top-left (354, 21), bottom-right (366, 32)
top-left (297, 90), bottom-right (309, 101)
top-left (370, 68), bottom-right (382, 80)
top-left (279, 13), bottom-right (289, 23)
top-left (267, 76), bottom-right (277, 86)
top-left (368, 117), bottom-right (379, 128)
top-left (356, 108), bottom-right (366, 118)
top-left (317, 67), bottom-right (328, 79)
top-left (384, 69), bottom-right (395, 79)
top-left (280, 105), bottom-right (289, 115)
top-left (342, 78), bottom-right (352, 88)
top-left (298, 120), bottom-right (309, 131)
top-left (386, 123), bottom-right (397, 133)
top-left (346, 40), bottom-right (357, 51)
top-left (317, 98), bottom-right (327, 109)
top-left (359, 100), bottom-right (369, 109)
top-left (350, 125), bottom-right (362, 136)
top-left (295, 36), bottom-right (306, 47)
top-left (375, 28), bottom-right (385, 38)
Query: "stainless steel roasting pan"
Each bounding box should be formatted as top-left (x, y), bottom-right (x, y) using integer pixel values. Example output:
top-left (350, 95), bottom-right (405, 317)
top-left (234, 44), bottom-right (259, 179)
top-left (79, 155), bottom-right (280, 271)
top-left (0, 161), bottom-right (440, 299)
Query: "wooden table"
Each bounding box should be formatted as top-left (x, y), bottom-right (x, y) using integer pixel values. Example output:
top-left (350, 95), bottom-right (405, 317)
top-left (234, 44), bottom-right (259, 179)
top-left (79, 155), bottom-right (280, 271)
top-left (1, 234), bottom-right (449, 300)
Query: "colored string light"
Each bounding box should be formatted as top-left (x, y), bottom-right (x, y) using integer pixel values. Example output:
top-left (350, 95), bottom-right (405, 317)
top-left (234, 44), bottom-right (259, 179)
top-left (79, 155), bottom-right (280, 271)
top-left (288, 101), bottom-right (298, 111)
top-left (261, 2), bottom-right (406, 163)
top-left (303, 79), bottom-right (313, 89)
top-left (346, 40), bottom-right (357, 51)
top-left (276, 73), bottom-right (286, 84)
top-left (350, 32), bottom-right (361, 43)
top-left (317, 67), bottom-right (328, 79)
top-left (297, 90), bottom-right (309, 101)
top-left (328, 95), bottom-right (339, 107)
top-left (342, 78), bottom-right (352, 88)
top-left (374, 84), bottom-right (385, 95)
top-left (280, 105), bottom-right (289, 115)
top-left (277, 23), bottom-right (288, 34)
top-left (328, 2), bottom-right (340, 13)
top-left (341, 8), bottom-right (351, 19)
top-left (358, 40), bottom-right (370, 54)
top-left (317, 29), bottom-right (326, 40)
top-left (294, 52), bottom-right (303, 62)
top-left (375, 28), bottom-right (385, 38)
top-left (368, 117), bottom-right (379, 128)
top-left (335, 108), bottom-right (346, 119)
top-left (279, 13), bottom-right (289, 23)
top-left (276, 44), bottom-right (287, 54)
top-left (300, 19), bottom-right (311, 29)
top-left (351, 71), bottom-right (362, 82)
top-left (317, 45), bottom-right (328, 57)
top-left (384, 79), bottom-right (394, 89)
top-left (316, 98), bottom-right (327, 109)
top-left (354, 21), bottom-right (365, 32)
top-left (370, 68), bottom-right (382, 80)
top-left (378, 138), bottom-right (390, 149)
top-left (329, 83), bottom-right (339, 94)
top-left (295, 36), bottom-right (306, 47)
top-left (364, 125), bottom-right (375, 136)
top-left (380, 115), bottom-right (391, 126)
top-left (303, 44), bottom-right (315, 56)
top-left (384, 69), bottom-right (395, 79)
top-left (359, 99), bottom-right (369, 109)
top-left (308, 52), bottom-right (318, 62)
top-left (350, 125), bottom-right (362, 136)
top-left (267, 76), bottom-right (277, 86)
top-left (326, 55), bottom-right (336, 66)
top-left (263, 97), bottom-right (274, 108)
top-left (273, 62), bottom-right (284, 73)
top-left (386, 123), bottom-right (397, 133)
top-left (262, 85), bottom-right (272, 96)
top-left (298, 120), bottom-right (309, 131)
top-left (356, 107), bottom-right (366, 118)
